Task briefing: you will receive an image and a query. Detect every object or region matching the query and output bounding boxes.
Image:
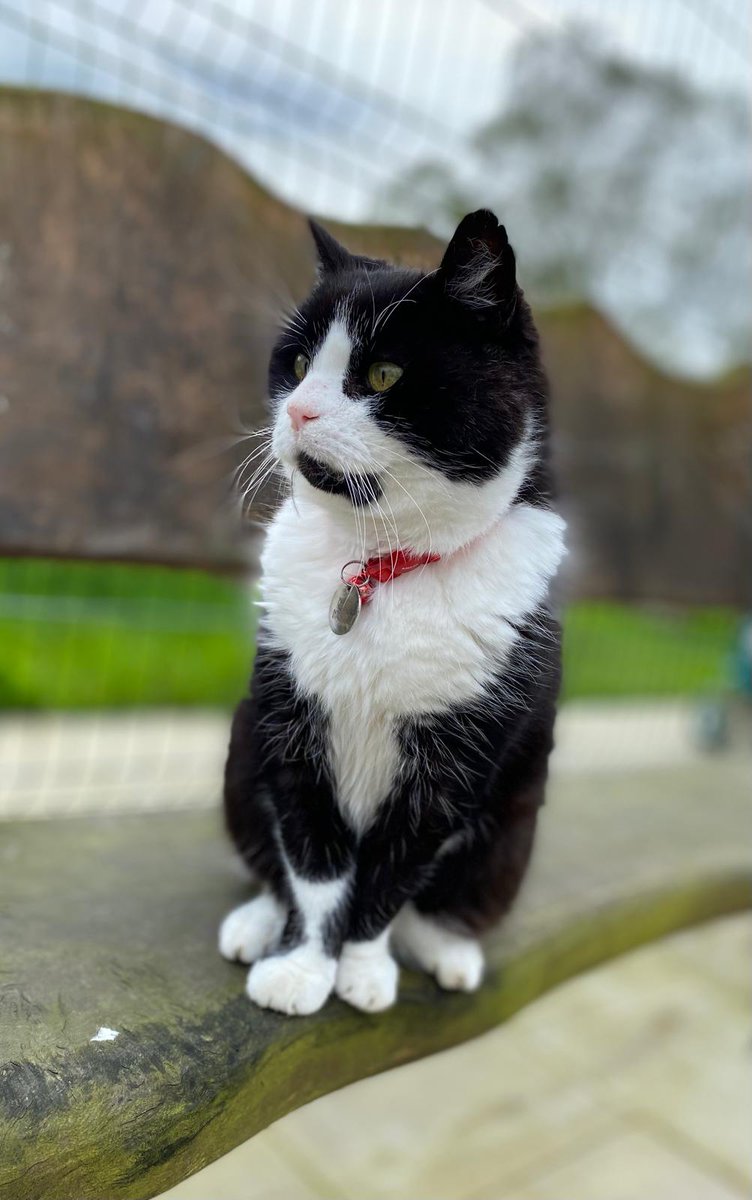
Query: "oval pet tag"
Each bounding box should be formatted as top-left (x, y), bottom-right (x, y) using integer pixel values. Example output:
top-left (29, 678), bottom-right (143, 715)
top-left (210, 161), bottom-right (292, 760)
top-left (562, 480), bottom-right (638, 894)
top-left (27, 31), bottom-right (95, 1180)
top-left (329, 581), bottom-right (361, 635)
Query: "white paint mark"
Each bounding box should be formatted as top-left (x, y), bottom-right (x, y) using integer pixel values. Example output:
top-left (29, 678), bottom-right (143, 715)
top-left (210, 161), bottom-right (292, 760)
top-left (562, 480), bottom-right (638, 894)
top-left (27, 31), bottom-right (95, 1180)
top-left (90, 1026), bottom-right (119, 1042)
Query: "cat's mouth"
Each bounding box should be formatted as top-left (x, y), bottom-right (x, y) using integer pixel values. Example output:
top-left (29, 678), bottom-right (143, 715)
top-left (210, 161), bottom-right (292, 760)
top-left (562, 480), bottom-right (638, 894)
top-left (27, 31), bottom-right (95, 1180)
top-left (296, 451), bottom-right (382, 508)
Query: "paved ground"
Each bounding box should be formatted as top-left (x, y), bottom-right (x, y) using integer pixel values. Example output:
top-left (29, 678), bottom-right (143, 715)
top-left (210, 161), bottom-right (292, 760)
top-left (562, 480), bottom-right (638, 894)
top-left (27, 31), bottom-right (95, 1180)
top-left (160, 915), bottom-right (752, 1200)
top-left (0, 699), bottom-right (735, 819)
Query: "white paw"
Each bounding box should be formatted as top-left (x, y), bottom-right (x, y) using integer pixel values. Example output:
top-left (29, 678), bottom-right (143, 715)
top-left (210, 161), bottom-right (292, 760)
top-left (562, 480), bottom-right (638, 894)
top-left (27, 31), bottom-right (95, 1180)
top-left (392, 904), bottom-right (485, 992)
top-left (246, 946), bottom-right (336, 1015)
top-left (433, 939), bottom-right (484, 992)
top-left (335, 940), bottom-right (399, 1013)
top-left (218, 893), bottom-right (286, 964)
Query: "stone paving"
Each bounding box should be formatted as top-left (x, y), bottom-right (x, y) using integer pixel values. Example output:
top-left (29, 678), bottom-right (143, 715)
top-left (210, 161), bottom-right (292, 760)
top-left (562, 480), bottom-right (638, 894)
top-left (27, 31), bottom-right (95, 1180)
top-left (161, 915), bottom-right (751, 1200)
top-left (0, 699), bottom-right (726, 819)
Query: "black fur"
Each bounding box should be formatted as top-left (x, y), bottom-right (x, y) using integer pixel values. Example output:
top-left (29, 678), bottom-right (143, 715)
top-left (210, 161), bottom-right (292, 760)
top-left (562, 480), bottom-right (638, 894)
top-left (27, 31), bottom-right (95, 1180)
top-left (225, 211), bottom-right (562, 984)
top-left (296, 450), bottom-right (383, 506)
top-left (225, 608), bottom-right (559, 947)
top-left (267, 211), bottom-right (553, 500)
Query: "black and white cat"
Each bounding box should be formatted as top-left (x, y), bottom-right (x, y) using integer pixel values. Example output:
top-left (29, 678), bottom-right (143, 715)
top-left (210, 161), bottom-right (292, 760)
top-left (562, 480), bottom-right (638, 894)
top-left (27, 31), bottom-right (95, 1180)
top-left (219, 210), bottom-right (566, 1015)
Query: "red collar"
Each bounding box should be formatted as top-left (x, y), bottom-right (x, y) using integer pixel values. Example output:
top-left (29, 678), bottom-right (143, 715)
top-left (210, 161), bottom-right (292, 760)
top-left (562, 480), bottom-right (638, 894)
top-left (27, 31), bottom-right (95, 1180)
top-left (345, 549), bottom-right (440, 605)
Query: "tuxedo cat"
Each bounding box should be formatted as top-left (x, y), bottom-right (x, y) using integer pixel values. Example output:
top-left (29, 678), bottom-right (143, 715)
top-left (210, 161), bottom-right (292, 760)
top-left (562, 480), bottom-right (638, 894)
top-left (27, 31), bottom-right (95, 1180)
top-left (220, 210), bottom-right (566, 1015)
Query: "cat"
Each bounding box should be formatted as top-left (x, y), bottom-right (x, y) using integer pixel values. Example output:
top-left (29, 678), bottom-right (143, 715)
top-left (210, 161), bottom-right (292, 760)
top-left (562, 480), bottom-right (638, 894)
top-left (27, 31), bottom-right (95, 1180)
top-left (219, 210), bottom-right (566, 1015)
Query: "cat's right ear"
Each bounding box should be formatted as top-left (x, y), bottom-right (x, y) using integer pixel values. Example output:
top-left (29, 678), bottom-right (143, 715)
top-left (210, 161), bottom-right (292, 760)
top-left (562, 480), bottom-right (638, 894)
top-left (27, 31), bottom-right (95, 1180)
top-left (309, 219), bottom-right (352, 275)
top-left (438, 209), bottom-right (517, 319)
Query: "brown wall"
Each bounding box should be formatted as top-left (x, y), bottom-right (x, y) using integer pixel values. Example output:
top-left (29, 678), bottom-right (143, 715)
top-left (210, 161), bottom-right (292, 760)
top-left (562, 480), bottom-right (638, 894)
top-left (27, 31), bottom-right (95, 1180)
top-left (0, 90), bottom-right (748, 604)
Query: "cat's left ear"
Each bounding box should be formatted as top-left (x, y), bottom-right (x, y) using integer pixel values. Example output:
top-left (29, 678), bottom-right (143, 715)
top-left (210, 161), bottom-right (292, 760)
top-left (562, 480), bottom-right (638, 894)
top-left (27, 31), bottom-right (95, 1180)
top-left (308, 219), bottom-right (353, 275)
top-left (438, 210), bottom-right (517, 318)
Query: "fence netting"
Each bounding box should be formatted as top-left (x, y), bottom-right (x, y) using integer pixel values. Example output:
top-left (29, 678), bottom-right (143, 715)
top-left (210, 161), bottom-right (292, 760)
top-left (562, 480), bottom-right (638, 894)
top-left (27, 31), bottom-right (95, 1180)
top-left (0, 0), bottom-right (748, 817)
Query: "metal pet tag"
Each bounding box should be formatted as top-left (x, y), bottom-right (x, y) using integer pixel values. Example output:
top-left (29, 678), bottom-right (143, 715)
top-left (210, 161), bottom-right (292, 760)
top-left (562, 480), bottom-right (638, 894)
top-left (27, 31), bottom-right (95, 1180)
top-left (329, 581), bottom-right (361, 635)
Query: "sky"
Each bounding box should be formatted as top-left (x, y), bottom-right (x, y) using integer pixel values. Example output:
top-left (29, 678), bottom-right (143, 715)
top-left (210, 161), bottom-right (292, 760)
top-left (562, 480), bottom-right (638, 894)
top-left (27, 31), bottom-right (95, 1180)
top-left (0, 0), bottom-right (747, 375)
top-left (0, 0), bottom-right (746, 219)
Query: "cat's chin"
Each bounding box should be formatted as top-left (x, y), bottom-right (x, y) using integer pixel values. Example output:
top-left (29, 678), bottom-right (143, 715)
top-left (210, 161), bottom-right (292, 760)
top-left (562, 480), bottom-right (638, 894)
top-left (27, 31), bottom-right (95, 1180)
top-left (295, 451), bottom-right (382, 509)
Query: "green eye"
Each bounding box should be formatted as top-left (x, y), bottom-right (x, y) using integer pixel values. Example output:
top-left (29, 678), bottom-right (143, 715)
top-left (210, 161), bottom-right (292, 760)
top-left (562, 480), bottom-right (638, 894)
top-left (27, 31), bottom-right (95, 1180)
top-left (294, 353), bottom-right (309, 381)
top-left (368, 362), bottom-right (403, 392)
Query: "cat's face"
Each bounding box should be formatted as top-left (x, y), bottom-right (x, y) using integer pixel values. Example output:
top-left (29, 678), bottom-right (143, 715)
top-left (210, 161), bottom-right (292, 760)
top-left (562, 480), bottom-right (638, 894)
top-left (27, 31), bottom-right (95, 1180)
top-left (269, 210), bottom-right (548, 553)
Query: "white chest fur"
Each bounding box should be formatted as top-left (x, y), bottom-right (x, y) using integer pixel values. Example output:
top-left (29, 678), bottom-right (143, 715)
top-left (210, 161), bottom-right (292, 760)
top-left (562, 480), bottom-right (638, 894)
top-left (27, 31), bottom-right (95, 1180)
top-left (259, 495), bottom-right (566, 831)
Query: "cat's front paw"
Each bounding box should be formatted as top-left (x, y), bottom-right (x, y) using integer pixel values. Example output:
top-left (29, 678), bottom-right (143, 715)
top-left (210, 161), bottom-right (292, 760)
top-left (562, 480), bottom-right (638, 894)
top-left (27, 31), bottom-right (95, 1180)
top-left (219, 893), bottom-right (287, 964)
top-left (246, 946), bottom-right (336, 1015)
top-left (335, 940), bottom-right (399, 1013)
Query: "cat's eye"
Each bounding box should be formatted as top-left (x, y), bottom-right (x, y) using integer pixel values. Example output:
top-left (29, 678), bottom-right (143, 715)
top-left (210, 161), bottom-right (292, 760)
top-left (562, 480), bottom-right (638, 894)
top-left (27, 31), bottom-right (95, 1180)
top-left (368, 362), bottom-right (403, 392)
top-left (294, 353), bottom-right (309, 381)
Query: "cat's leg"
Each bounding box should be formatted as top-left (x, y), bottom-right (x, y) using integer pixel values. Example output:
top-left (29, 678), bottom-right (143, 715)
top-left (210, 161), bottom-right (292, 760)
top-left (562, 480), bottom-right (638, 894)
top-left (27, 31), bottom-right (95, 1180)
top-left (218, 891), bottom-right (287, 964)
top-left (414, 791), bottom-right (540, 933)
top-left (391, 904), bottom-right (484, 992)
top-left (390, 786), bottom-right (541, 990)
top-left (246, 870), bottom-right (350, 1015)
top-left (244, 769), bottom-right (355, 1015)
top-left (223, 653), bottom-right (355, 1015)
top-left (335, 928), bottom-right (398, 1013)
top-left (334, 802), bottom-right (455, 1013)
top-left (220, 693), bottom-right (289, 962)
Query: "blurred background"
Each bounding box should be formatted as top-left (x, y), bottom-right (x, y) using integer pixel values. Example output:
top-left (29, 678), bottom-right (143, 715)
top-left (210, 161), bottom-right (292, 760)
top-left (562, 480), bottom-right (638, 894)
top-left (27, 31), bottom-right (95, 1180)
top-left (0, 2), bottom-right (749, 1198)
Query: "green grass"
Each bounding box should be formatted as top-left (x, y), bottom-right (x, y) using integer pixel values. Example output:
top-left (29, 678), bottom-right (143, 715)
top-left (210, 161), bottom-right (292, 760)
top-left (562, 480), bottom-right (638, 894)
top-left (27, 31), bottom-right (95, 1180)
top-left (0, 559), bottom-right (256, 709)
top-left (562, 601), bottom-right (738, 701)
top-left (0, 559), bottom-right (740, 709)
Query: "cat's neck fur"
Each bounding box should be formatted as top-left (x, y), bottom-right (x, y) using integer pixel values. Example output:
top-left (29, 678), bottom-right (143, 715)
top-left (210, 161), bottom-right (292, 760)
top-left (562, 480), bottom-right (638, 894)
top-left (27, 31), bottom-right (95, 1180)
top-left (290, 434), bottom-right (537, 561)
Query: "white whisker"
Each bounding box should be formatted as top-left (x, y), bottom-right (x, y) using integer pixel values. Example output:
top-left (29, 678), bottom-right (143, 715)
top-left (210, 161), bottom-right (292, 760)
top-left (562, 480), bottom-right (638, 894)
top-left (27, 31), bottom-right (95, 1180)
top-left (377, 464), bottom-right (433, 559)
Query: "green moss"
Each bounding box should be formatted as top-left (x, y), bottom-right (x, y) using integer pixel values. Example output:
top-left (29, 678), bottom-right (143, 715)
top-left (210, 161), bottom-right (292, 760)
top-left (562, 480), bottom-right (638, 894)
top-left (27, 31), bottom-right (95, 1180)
top-left (1, 759), bottom-right (749, 1198)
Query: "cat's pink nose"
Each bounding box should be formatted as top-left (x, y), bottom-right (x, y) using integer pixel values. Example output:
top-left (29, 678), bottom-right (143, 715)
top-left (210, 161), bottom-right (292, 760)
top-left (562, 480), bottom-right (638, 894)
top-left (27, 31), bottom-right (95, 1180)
top-left (287, 398), bottom-right (320, 432)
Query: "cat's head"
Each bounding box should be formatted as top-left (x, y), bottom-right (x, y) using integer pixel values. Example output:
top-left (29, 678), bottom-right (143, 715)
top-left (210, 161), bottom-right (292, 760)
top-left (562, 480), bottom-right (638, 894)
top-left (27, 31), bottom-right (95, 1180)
top-left (269, 210), bottom-right (550, 555)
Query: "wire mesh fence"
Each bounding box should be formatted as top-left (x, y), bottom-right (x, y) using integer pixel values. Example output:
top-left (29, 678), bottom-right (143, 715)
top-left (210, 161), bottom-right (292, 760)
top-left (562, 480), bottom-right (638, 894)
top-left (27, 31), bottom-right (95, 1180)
top-left (0, 559), bottom-right (254, 710)
top-left (0, 1), bottom-right (748, 817)
top-left (0, 558), bottom-right (255, 818)
top-left (0, 553), bottom-right (741, 819)
top-left (1, 0), bottom-right (745, 220)
top-left (1, 3), bottom-right (748, 374)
